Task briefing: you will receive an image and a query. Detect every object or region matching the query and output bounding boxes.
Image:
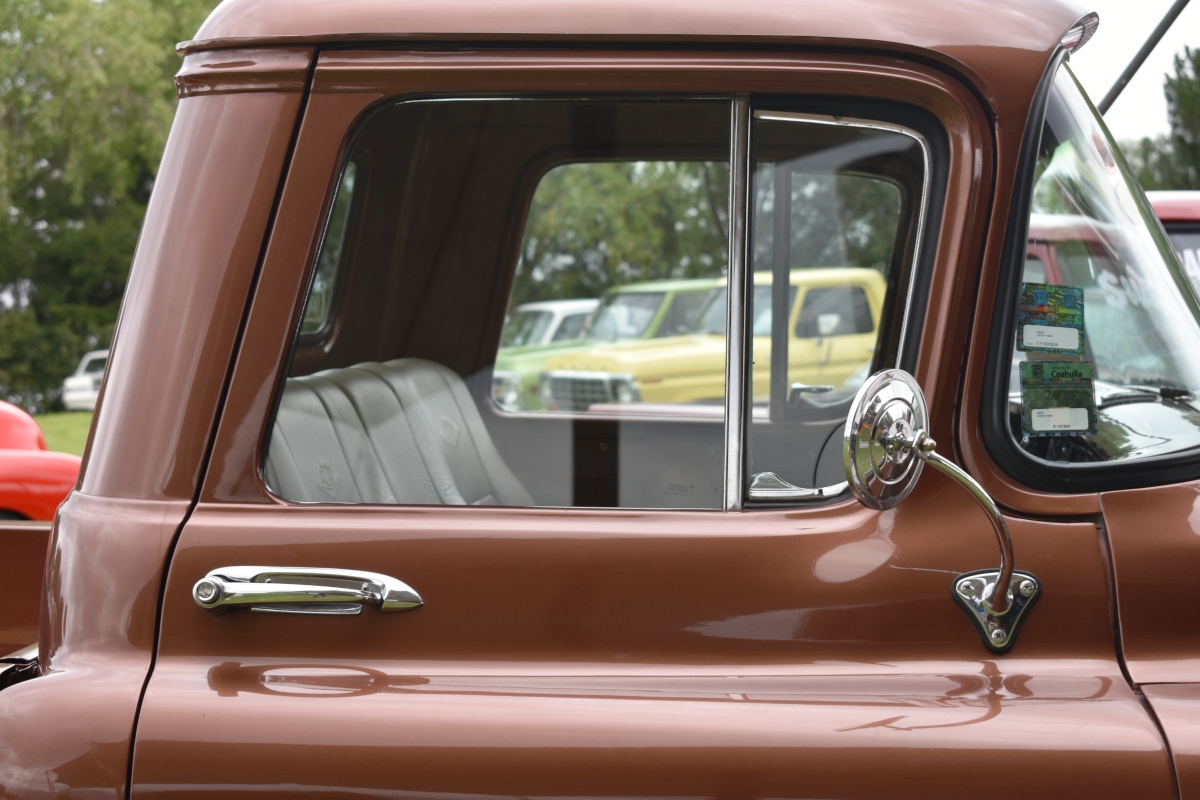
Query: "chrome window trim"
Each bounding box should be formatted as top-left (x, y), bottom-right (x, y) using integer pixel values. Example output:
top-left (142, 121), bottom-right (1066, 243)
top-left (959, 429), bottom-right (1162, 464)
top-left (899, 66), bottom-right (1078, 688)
top-left (743, 110), bottom-right (934, 504)
top-left (723, 95), bottom-right (752, 511)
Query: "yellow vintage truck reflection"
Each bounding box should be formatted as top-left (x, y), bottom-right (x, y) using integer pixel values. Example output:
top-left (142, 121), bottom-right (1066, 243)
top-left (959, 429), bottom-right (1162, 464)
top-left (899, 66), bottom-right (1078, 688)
top-left (540, 268), bottom-right (885, 411)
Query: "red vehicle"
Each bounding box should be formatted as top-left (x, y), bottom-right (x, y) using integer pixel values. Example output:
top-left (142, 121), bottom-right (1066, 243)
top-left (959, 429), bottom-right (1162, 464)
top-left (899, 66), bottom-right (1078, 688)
top-left (0, 401), bottom-right (79, 655)
top-left (1148, 190), bottom-right (1200, 290)
top-left (0, 401), bottom-right (79, 521)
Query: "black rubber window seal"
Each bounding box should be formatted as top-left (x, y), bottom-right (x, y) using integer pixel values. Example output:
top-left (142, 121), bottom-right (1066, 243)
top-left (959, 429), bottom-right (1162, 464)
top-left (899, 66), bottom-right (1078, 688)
top-left (980, 48), bottom-right (1200, 494)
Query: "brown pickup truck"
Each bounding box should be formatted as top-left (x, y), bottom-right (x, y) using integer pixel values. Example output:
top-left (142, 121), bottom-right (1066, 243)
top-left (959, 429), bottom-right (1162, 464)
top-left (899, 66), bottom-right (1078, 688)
top-left (6, 0), bottom-right (1200, 797)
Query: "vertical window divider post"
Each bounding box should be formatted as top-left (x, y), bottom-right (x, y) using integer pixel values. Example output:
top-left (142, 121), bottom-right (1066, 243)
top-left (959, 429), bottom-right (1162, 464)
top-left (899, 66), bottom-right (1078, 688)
top-left (724, 95), bottom-right (752, 511)
top-left (769, 161), bottom-right (792, 422)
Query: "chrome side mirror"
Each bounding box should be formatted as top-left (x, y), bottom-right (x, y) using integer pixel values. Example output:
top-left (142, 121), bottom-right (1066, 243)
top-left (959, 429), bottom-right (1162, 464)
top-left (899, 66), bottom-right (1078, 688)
top-left (843, 369), bottom-right (1040, 652)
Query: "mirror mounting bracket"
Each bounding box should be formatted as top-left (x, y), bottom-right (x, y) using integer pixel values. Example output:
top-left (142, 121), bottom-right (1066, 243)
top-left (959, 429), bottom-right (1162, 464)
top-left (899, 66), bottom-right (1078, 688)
top-left (952, 568), bottom-right (1041, 652)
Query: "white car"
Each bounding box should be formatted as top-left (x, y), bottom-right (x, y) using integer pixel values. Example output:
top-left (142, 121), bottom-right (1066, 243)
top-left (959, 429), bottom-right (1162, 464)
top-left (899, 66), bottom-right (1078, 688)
top-left (499, 298), bottom-right (598, 348)
top-left (61, 349), bottom-right (108, 411)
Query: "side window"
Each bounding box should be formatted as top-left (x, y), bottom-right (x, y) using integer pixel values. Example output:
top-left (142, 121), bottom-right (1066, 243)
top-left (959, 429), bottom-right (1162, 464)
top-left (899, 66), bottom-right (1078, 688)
top-left (794, 286), bottom-right (874, 338)
top-left (500, 308), bottom-right (554, 348)
top-left (267, 99), bottom-right (730, 510)
top-left (299, 163), bottom-right (356, 336)
top-left (653, 290), bottom-right (710, 337)
top-left (1002, 67), bottom-right (1200, 468)
top-left (550, 313), bottom-right (589, 342)
top-left (744, 111), bottom-right (927, 495)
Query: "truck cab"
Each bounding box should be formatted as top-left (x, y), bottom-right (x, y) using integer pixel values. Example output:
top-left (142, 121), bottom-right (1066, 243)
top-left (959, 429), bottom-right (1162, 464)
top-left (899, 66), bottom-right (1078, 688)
top-left (6, 2), bottom-right (1200, 799)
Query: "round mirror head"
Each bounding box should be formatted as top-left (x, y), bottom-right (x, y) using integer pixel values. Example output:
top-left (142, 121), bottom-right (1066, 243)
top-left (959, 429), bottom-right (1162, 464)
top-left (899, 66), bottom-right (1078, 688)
top-left (843, 368), bottom-right (929, 510)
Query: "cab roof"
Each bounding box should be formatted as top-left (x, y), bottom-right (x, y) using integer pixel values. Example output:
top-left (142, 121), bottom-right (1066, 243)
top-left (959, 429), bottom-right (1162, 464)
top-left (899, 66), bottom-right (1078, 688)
top-left (183, 0), bottom-right (1091, 115)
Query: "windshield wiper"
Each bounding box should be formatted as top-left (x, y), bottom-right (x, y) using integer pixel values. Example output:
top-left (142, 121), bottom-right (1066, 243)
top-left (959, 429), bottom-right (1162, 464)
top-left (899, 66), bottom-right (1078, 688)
top-left (1099, 384), bottom-right (1198, 412)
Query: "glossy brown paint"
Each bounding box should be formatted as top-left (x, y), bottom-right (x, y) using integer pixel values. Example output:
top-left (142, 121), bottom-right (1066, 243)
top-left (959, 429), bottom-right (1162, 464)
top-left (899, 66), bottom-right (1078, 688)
top-left (0, 84), bottom-right (306, 798)
top-left (127, 49), bottom-right (1176, 797)
top-left (179, 0), bottom-right (1082, 120)
top-left (134, 665), bottom-right (1160, 799)
top-left (81, 86), bottom-right (307, 503)
top-left (0, 522), bottom-right (49, 654)
top-left (1100, 482), bottom-right (1200, 684)
top-left (134, 499), bottom-right (1171, 798)
top-left (0, 493), bottom-right (187, 797)
top-left (175, 47), bottom-right (312, 98)
top-left (1145, 684), bottom-right (1200, 799)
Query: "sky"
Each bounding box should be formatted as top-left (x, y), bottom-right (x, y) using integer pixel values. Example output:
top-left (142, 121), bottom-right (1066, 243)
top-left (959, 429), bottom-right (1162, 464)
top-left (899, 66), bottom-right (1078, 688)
top-left (1069, 0), bottom-right (1200, 143)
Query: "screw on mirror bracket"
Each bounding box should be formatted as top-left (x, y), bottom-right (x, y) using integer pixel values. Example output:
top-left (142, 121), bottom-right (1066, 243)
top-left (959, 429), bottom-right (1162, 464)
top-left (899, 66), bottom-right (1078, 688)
top-left (952, 569), bottom-right (1041, 653)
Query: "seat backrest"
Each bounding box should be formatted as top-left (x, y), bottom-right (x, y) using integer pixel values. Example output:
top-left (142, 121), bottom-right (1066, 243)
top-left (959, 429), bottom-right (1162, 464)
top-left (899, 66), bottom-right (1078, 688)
top-left (265, 358), bottom-right (532, 507)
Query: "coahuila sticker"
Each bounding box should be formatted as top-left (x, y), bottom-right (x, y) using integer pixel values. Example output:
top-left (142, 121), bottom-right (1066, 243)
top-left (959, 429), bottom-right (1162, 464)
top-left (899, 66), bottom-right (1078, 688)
top-left (1030, 407), bottom-right (1090, 432)
top-left (1018, 359), bottom-right (1098, 437)
top-left (1016, 282), bottom-right (1085, 356)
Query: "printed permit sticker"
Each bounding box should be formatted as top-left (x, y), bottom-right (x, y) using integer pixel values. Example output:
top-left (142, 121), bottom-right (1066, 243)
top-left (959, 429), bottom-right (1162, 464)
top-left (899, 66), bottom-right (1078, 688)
top-left (1019, 360), bottom-right (1098, 437)
top-left (1017, 283), bottom-right (1085, 356)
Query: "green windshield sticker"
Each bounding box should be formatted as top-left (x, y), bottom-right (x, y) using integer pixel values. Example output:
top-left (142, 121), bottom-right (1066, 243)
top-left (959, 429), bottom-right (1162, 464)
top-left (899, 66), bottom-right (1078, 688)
top-left (1017, 283), bottom-right (1085, 356)
top-left (1019, 360), bottom-right (1098, 437)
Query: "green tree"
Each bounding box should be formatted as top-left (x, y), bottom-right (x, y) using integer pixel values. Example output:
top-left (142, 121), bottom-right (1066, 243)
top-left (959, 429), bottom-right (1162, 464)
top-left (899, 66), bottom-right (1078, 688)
top-left (1124, 46), bottom-right (1200, 191)
top-left (512, 161), bottom-right (730, 307)
top-left (1166, 45), bottom-right (1200, 186)
top-left (0, 0), bottom-right (218, 410)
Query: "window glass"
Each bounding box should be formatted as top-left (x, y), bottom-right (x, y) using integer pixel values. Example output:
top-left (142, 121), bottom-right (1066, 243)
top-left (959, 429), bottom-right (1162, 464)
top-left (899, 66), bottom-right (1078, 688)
top-left (744, 112), bottom-right (926, 495)
top-left (584, 292), bottom-right (666, 340)
top-left (795, 286), bottom-right (874, 338)
top-left (300, 163), bottom-right (356, 335)
top-left (653, 289), bottom-right (710, 338)
top-left (550, 313), bottom-right (589, 342)
top-left (269, 100), bottom-right (729, 510)
top-left (1006, 67), bottom-right (1200, 465)
top-left (83, 357), bottom-right (107, 374)
top-left (1024, 255), bottom-right (1047, 284)
top-left (501, 310), bottom-right (554, 347)
top-left (1165, 229), bottom-right (1200, 295)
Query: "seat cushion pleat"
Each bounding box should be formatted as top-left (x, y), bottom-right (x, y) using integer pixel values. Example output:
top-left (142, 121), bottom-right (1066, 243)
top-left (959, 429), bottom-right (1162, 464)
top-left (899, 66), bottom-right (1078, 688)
top-left (325, 367), bottom-right (455, 505)
top-left (267, 380), bottom-right (367, 503)
top-left (299, 375), bottom-right (397, 504)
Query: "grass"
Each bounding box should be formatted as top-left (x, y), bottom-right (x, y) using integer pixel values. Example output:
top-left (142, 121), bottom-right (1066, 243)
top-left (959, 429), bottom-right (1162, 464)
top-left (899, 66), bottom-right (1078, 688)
top-left (32, 411), bottom-right (93, 457)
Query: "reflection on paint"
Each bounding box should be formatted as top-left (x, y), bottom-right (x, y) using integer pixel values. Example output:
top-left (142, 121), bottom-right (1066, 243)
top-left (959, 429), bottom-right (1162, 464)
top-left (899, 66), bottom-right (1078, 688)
top-left (813, 509), bottom-right (896, 583)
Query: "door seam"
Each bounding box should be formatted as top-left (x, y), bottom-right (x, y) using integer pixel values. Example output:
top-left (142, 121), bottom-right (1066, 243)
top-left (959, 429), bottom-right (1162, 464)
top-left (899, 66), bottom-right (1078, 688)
top-left (121, 48), bottom-right (322, 800)
top-left (1094, 505), bottom-right (1182, 800)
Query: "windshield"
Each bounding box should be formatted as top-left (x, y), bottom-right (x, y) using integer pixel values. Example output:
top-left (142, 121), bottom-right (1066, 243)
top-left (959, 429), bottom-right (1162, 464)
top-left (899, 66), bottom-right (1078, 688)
top-left (584, 292), bottom-right (665, 340)
top-left (501, 310), bottom-right (553, 347)
top-left (1009, 66), bottom-right (1200, 464)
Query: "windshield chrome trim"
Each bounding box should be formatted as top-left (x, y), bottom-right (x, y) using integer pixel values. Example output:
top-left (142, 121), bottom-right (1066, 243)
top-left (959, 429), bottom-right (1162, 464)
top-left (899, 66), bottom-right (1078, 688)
top-left (723, 95), bottom-right (752, 511)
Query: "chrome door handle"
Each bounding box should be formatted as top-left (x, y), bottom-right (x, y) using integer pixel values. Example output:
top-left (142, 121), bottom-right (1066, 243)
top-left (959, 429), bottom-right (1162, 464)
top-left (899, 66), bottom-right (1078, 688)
top-left (193, 566), bottom-right (423, 616)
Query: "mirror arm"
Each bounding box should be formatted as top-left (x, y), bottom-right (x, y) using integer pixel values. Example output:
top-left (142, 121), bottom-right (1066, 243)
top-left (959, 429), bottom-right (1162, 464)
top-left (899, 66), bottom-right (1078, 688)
top-left (910, 431), bottom-right (1012, 615)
